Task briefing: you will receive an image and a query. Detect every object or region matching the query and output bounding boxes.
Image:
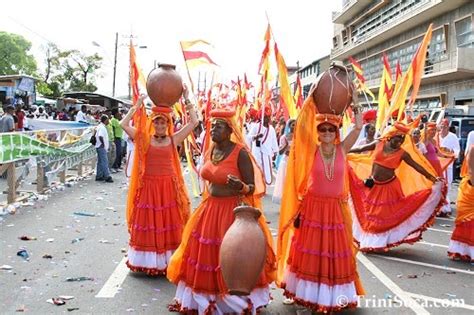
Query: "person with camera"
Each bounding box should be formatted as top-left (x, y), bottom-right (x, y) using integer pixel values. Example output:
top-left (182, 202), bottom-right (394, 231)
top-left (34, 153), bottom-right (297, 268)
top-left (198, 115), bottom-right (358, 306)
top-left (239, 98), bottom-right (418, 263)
top-left (348, 122), bottom-right (445, 252)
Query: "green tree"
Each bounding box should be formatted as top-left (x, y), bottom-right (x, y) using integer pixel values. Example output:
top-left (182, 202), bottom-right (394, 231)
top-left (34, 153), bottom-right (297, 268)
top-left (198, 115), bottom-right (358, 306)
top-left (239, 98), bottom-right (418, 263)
top-left (0, 31), bottom-right (37, 75)
top-left (64, 50), bottom-right (103, 92)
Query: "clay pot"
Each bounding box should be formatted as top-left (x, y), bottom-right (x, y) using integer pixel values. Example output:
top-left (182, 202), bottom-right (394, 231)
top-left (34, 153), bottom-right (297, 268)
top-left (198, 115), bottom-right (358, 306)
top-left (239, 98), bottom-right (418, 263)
top-left (219, 206), bottom-right (266, 296)
top-left (312, 64), bottom-right (354, 115)
top-left (146, 64), bottom-right (183, 107)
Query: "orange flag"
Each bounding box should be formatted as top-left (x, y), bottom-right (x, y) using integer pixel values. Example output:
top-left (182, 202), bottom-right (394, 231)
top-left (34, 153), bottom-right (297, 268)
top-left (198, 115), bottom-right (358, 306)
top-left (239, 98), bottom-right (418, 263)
top-left (274, 43), bottom-right (298, 119)
top-left (129, 41), bottom-right (146, 104)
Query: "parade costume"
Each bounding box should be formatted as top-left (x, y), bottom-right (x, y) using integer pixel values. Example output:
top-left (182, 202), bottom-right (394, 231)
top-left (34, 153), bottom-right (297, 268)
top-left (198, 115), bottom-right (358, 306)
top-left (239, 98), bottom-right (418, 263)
top-left (448, 157), bottom-right (474, 262)
top-left (126, 106), bottom-right (191, 275)
top-left (347, 123), bottom-right (446, 251)
top-left (168, 109), bottom-right (276, 314)
top-left (277, 96), bottom-right (364, 313)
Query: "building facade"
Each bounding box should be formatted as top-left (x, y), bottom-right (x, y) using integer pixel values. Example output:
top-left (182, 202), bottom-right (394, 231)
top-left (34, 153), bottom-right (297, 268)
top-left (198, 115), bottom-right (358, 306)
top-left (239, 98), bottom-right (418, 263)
top-left (0, 75), bottom-right (37, 107)
top-left (331, 0), bottom-right (474, 116)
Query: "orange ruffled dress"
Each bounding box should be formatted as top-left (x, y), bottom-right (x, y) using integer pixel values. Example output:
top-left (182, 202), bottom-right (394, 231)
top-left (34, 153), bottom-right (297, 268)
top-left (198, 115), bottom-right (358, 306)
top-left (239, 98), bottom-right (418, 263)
top-left (169, 144), bottom-right (274, 314)
top-left (282, 145), bottom-right (359, 312)
top-left (126, 143), bottom-right (185, 275)
top-left (348, 141), bottom-right (445, 251)
top-left (448, 178), bottom-right (474, 261)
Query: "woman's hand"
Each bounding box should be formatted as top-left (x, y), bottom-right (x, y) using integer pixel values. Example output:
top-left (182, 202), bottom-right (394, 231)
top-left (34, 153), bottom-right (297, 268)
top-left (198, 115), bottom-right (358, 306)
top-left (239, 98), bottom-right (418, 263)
top-left (227, 174), bottom-right (244, 191)
top-left (182, 83), bottom-right (189, 100)
top-left (130, 94), bottom-right (146, 114)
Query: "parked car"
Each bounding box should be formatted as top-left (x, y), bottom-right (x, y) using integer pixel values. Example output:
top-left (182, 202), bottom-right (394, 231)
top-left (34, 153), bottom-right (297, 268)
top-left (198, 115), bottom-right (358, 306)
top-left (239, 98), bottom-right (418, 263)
top-left (448, 116), bottom-right (474, 179)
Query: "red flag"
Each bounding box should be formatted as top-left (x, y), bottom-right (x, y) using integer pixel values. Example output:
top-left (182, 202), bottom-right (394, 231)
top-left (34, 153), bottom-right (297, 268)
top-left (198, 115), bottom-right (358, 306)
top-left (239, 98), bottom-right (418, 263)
top-left (130, 42), bottom-right (140, 104)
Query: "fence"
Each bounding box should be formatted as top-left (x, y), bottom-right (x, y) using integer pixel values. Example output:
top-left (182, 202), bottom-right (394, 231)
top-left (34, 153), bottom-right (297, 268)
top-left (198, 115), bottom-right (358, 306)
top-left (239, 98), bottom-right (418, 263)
top-left (0, 127), bottom-right (96, 205)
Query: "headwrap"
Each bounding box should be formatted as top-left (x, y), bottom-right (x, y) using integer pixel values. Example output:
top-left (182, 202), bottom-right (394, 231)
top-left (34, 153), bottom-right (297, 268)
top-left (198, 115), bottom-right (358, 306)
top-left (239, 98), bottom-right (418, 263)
top-left (391, 109), bottom-right (405, 120)
top-left (426, 122), bottom-right (437, 130)
top-left (276, 93), bottom-right (365, 295)
top-left (150, 106), bottom-right (172, 122)
top-left (315, 113), bottom-right (343, 143)
top-left (126, 105), bottom-right (191, 231)
top-left (362, 109), bottom-right (377, 123)
top-left (383, 121), bottom-right (411, 139)
top-left (167, 107), bottom-right (276, 284)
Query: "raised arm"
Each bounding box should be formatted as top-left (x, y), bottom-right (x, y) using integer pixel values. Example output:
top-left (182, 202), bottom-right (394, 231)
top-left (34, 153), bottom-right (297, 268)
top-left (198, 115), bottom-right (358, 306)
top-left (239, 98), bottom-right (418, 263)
top-left (172, 84), bottom-right (199, 145)
top-left (120, 94), bottom-right (146, 140)
top-left (402, 152), bottom-right (438, 183)
top-left (342, 92), bottom-right (363, 153)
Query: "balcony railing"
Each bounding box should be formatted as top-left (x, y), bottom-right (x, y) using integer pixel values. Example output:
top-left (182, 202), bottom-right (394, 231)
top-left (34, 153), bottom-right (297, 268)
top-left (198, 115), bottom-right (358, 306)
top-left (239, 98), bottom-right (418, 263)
top-left (332, 0), bottom-right (432, 57)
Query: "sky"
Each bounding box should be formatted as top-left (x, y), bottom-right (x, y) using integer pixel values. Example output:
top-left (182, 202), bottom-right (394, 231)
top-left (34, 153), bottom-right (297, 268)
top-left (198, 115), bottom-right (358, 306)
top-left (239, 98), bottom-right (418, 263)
top-left (1, 0), bottom-right (342, 99)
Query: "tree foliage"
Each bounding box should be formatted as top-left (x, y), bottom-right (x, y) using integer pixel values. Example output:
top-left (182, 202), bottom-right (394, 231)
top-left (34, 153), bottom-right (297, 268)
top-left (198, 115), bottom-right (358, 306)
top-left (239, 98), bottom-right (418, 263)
top-left (0, 31), bottom-right (37, 75)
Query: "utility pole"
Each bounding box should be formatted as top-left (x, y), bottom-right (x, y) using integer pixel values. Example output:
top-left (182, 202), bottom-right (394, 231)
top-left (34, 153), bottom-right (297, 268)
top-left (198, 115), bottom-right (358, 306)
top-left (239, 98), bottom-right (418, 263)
top-left (112, 32), bottom-right (118, 97)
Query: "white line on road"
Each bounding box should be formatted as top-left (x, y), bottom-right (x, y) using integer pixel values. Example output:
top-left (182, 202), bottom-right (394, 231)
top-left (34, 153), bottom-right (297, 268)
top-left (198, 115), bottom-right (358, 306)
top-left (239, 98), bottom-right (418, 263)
top-left (374, 256), bottom-right (474, 275)
top-left (418, 241), bottom-right (449, 249)
top-left (436, 217), bottom-right (454, 222)
top-left (96, 257), bottom-right (129, 298)
top-left (357, 253), bottom-right (429, 314)
top-left (407, 292), bottom-right (474, 311)
top-left (427, 228), bottom-right (452, 234)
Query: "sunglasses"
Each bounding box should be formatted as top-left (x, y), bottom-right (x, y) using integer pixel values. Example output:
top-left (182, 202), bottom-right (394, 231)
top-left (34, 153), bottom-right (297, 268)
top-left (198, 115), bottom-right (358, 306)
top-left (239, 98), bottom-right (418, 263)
top-left (318, 126), bottom-right (337, 133)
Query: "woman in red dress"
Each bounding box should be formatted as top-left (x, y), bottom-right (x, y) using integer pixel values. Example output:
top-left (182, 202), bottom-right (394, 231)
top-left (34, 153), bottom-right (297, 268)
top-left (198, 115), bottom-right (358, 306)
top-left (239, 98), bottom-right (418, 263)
top-left (167, 109), bottom-right (276, 314)
top-left (277, 92), bottom-right (365, 312)
top-left (120, 89), bottom-right (198, 275)
top-left (448, 146), bottom-right (474, 261)
top-left (348, 122), bottom-right (445, 251)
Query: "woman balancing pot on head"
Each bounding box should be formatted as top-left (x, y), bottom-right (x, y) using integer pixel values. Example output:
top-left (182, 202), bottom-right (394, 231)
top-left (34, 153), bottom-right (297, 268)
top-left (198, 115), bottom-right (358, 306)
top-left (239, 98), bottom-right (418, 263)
top-left (277, 65), bottom-right (365, 313)
top-left (167, 108), bottom-right (276, 314)
top-left (348, 121), bottom-right (446, 252)
top-left (448, 146), bottom-right (474, 262)
top-left (119, 84), bottom-right (198, 275)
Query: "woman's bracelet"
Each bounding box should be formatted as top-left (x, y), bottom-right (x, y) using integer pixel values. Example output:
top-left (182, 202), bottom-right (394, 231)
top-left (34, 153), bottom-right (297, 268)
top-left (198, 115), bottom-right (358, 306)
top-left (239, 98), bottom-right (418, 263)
top-left (239, 183), bottom-right (251, 194)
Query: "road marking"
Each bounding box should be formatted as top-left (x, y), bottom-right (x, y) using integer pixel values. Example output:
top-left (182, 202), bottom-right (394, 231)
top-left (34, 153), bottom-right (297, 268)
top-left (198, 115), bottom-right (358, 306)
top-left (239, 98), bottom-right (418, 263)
top-left (374, 256), bottom-right (474, 275)
top-left (436, 217), bottom-right (454, 222)
top-left (427, 228), bottom-right (452, 234)
top-left (407, 292), bottom-right (474, 310)
top-left (357, 253), bottom-right (429, 314)
top-left (96, 257), bottom-right (129, 298)
top-left (418, 241), bottom-right (449, 249)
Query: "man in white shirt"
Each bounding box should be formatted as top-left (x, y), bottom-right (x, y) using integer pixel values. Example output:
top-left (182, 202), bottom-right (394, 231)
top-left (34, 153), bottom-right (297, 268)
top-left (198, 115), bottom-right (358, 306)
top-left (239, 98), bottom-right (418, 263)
top-left (95, 115), bottom-right (113, 183)
top-left (438, 119), bottom-right (460, 215)
top-left (75, 105), bottom-right (88, 123)
top-left (466, 130), bottom-right (474, 155)
top-left (248, 107), bottom-right (279, 185)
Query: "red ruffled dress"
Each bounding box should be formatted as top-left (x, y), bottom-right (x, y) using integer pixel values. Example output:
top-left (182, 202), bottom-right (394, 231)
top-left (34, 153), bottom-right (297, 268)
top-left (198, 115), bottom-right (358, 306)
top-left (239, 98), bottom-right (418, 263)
top-left (126, 144), bottom-right (185, 275)
top-left (282, 145), bottom-right (359, 312)
top-left (171, 144), bottom-right (273, 314)
top-left (349, 141), bottom-right (445, 251)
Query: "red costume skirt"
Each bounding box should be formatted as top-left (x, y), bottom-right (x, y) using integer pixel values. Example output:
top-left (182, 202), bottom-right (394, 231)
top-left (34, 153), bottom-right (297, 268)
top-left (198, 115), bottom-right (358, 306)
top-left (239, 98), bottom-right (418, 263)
top-left (349, 168), bottom-right (445, 251)
top-left (126, 175), bottom-right (184, 275)
top-left (171, 195), bottom-right (272, 314)
top-left (448, 220), bottom-right (474, 262)
top-left (282, 194), bottom-right (358, 313)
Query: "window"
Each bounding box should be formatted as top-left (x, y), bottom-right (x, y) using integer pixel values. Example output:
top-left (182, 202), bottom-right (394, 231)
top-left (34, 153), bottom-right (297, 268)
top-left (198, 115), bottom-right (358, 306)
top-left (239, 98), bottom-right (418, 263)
top-left (455, 16), bottom-right (474, 48)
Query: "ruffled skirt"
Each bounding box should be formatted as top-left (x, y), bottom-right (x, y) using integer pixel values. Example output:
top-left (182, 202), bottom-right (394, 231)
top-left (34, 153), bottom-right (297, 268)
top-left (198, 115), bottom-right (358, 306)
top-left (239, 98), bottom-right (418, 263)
top-left (348, 169), bottom-right (445, 251)
top-left (126, 174), bottom-right (184, 275)
top-left (170, 196), bottom-right (272, 314)
top-left (281, 194), bottom-right (358, 313)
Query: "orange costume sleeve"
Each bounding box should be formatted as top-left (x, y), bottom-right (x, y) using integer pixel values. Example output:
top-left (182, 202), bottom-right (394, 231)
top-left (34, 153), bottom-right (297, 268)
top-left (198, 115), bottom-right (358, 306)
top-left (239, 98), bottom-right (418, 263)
top-left (277, 96), bottom-right (365, 295)
top-left (126, 106), bottom-right (191, 232)
top-left (167, 109), bottom-right (276, 284)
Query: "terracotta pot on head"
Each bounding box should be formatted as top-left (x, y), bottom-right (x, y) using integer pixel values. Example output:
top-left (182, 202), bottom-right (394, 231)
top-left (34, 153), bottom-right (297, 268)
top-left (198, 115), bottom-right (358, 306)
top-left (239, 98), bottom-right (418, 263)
top-left (219, 205), bottom-right (266, 296)
top-left (146, 63), bottom-right (183, 107)
top-left (312, 63), bottom-right (354, 115)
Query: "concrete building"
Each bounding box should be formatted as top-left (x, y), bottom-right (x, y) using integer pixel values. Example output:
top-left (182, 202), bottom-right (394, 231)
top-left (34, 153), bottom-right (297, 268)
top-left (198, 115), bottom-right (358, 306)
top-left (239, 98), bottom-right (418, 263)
top-left (331, 0), bottom-right (474, 116)
top-left (0, 75), bottom-right (37, 106)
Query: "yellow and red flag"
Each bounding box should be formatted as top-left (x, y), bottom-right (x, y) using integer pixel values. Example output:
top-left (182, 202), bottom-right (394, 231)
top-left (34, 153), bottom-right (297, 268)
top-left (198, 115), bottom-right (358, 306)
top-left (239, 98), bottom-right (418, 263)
top-left (375, 53), bottom-right (393, 132)
top-left (294, 75), bottom-right (304, 110)
top-left (180, 39), bottom-right (218, 68)
top-left (348, 56), bottom-right (376, 102)
top-left (129, 40), bottom-right (147, 104)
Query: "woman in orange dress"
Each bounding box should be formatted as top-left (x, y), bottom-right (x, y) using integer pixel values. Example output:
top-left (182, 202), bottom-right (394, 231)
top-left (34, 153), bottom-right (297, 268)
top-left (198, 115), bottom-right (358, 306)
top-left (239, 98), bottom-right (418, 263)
top-left (167, 109), bottom-right (276, 314)
top-left (120, 89), bottom-right (198, 275)
top-left (277, 92), bottom-right (365, 313)
top-left (448, 146), bottom-right (474, 261)
top-left (348, 122), bottom-right (445, 251)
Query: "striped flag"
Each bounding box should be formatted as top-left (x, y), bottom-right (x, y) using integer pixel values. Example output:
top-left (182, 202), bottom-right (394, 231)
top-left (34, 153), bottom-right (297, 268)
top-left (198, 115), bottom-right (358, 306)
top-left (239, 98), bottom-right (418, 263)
top-left (180, 39), bottom-right (218, 68)
top-left (348, 56), bottom-right (376, 102)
